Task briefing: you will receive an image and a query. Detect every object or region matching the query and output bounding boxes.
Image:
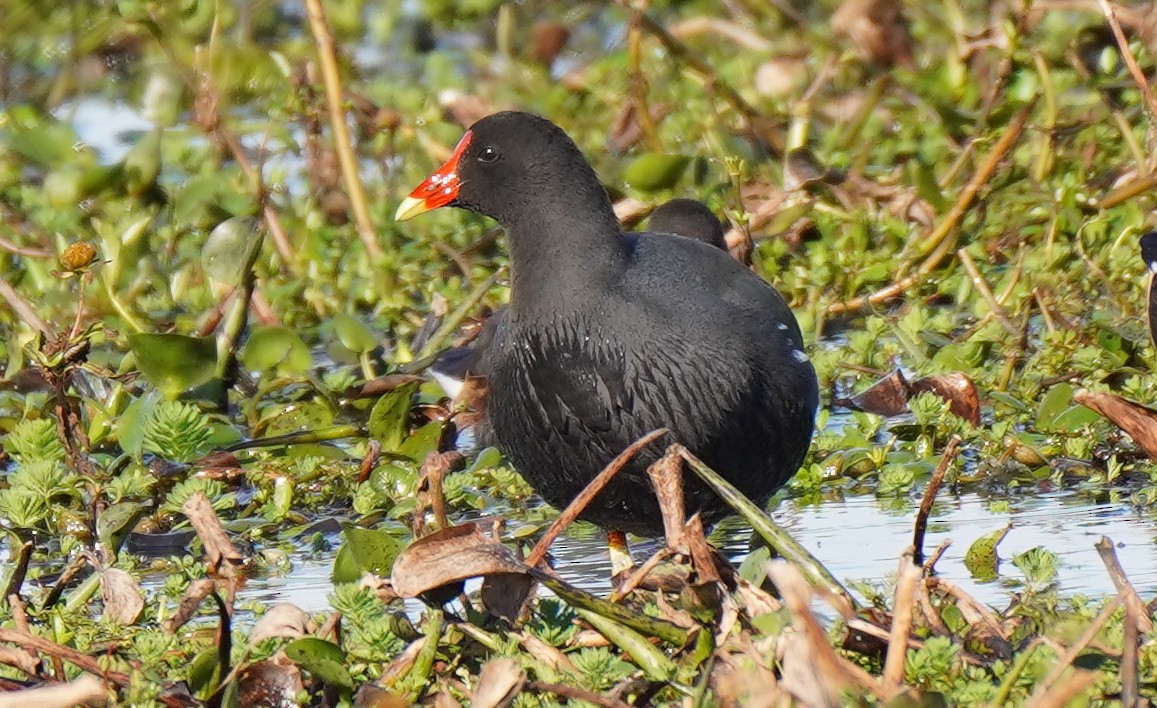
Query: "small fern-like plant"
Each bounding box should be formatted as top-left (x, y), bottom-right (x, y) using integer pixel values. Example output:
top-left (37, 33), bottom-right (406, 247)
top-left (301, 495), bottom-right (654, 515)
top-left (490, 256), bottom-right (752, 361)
top-left (5, 418), bottom-right (66, 464)
top-left (142, 400), bottom-right (212, 463)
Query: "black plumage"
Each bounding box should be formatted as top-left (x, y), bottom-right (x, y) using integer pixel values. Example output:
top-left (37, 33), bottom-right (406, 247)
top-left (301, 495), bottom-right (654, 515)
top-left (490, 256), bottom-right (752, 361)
top-left (399, 112), bottom-right (818, 536)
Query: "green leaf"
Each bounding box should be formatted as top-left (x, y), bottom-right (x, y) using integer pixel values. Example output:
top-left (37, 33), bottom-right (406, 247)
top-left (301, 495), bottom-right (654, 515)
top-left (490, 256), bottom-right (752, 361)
top-left (623, 154), bottom-right (691, 193)
top-left (128, 333), bottom-right (218, 399)
top-left (331, 542), bottom-right (361, 584)
top-left (202, 217), bottom-right (259, 286)
top-left (242, 326), bottom-right (311, 374)
top-left (284, 638), bottom-right (354, 690)
top-left (339, 523), bottom-right (404, 577)
top-left (332, 313), bottom-right (378, 354)
top-left (397, 420), bottom-right (444, 463)
top-left (963, 524), bottom-right (1010, 582)
top-left (187, 648), bottom-right (222, 699)
top-left (367, 382), bottom-right (418, 451)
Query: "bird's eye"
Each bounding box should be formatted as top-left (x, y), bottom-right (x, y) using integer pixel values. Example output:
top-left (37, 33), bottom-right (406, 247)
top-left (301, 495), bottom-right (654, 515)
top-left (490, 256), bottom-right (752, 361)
top-left (478, 146), bottom-right (499, 163)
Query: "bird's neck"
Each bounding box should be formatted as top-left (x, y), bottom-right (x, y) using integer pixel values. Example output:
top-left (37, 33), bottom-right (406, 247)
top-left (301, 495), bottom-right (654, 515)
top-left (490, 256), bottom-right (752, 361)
top-left (504, 207), bottom-right (625, 321)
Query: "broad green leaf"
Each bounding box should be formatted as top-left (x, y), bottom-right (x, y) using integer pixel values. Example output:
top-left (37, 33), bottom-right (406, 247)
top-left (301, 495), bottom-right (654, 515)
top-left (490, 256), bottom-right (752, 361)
top-left (242, 326), bottom-right (311, 374)
top-left (340, 523), bottom-right (404, 576)
top-left (202, 216), bottom-right (259, 285)
top-left (333, 313), bottom-right (378, 354)
top-left (284, 638), bottom-right (353, 690)
top-left (623, 154), bottom-right (690, 193)
top-left (128, 333), bottom-right (218, 398)
top-left (367, 382), bottom-right (418, 451)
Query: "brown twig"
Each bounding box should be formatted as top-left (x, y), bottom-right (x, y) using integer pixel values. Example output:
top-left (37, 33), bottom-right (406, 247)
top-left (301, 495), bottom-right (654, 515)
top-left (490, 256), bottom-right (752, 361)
top-left (956, 249), bottom-right (1019, 336)
top-left (922, 539), bottom-right (950, 575)
top-left (882, 552), bottom-right (921, 692)
top-left (526, 680), bottom-right (633, 708)
top-left (0, 628), bottom-right (131, 687)
top-left (303, 0), bottom-right (384, 262)
top-left (1096, 0), bottom-right (1157, 122)
top-left (1122, 596), bottom-right (1140, 708)
top-left (620, 5), bottom-right (766, 128)
top-left (610, 547), bottom-right (672, 601)
top-left (1037, 592), bottom-right (1123, 693)
top-left (626, 3), bottom-right (663, 152)
top-left (913, 436), bottom-right (961, 564)
top-left (828, 99), bottom-right (1037, 314)
top-left (1094, 536), bottom-right (1154, 633)
top-left (526, 428), bottom-right (668, 567)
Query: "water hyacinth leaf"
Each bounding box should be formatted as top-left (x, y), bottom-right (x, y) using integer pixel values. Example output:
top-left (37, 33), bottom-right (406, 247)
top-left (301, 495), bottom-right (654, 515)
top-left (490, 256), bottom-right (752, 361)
top-left (128, 333), bottom-right (218, 398)
top-left (284, 638), bottom-right (354, 690)
top-left (330, 542), bottom-right (361, 584)
top-left (203, 217), bottom-right (259, 286)
top-left (242, 326), bottom-right (311, 374)
top-left (339, 523), bottom-right (404, 577)
top-left (261, 399), bottom-right (335, 437)
top-left (623, 153), bottom-right (691, 193)
top-left (397, 420), bottom-right (445, 463)
top-left (368, 381), bottom-right (419, 451)
top-left (963, 524), bottom-right (1010, 582)
top-left (97, 501), bottom-right (151, 558)
top-left (333, 313), bottom-right (378, 354)
top-left (187, 648), bottom-right (223, 699)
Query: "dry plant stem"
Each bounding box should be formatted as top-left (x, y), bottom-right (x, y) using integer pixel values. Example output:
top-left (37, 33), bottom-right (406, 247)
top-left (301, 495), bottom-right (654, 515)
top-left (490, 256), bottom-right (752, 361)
top-left (828, 99), bottom-right (1037, 315)
top-left (0, 628), bottom-right (131, 687)
top-left (1122, 598), bottom-right (1140, 708)
top-left (145, 19), bottom-right (297, 273)
top-left (1031, 670), bottom-right (1097, 708)
top-left (0, 674), bottom-right (109, 708)
top-left (627, 3), bottom-right (663, 152)
top-left (1099, 171), bottom-right (1157, 208)
top-left (303, 0), bottom-right (384, 262)
top-left (1094, 536), bottom-right (1154, 633)
top-left (0, 276), bottom-right (50, 336)
top-left (416, 272), bottom-right (502, 360)
top-left (912, 435), bottom-right (961, 564)
top-left (525, 428), bottom-right (669, 567)
top-left (767, 562), bottom-right (888, 701)
top-left (611, 547), bottom-right (672, 601)
top-left (956, 249), bottom-right (1019, 336)
top-left (883, 553), bottom-right (921, 692)
top-left (922, 539), bottom-right (951, 574)
top-left (526, 680), bottom-right (633, 708)
top-left (645, 449), bottom-right (687, 547)
top-left (1038, 593), bottom-right (1123, 692)
top-left (1097, 0), bottom-right (1157, 122)
top-left (623, 5), bottom-right (764, 125)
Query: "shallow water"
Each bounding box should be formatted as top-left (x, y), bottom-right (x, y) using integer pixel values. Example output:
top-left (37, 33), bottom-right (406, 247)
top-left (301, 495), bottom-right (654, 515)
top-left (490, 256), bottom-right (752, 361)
top-left (238, 486), bottom-right (1157, 613)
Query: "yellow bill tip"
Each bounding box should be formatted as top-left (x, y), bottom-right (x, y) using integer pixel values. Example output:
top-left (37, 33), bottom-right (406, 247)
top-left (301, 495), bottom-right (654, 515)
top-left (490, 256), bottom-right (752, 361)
top-left (394, 195), bottom-right (429, 222)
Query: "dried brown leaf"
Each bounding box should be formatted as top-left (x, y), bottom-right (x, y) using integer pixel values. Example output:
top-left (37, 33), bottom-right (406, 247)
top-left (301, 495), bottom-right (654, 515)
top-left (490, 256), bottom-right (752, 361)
top-left (845, 369), bottom-right (910, 417)
top-left (471, 658), bottom-right (525, 708)
top-left (1073, 389), bottom-right (1157, 459)
top-left (182, 492), bottom-right (244, 573)
top-left (911, 372), bottom-right (981, 426)
top-left (832, 0), bottom-right (914, 67)
top-left (250, 603), bottom-right (314, 645)
top-left (390, 523), bottom-right (528, 599)
top-left (0, 645), bottom-right (39, 676)
top-left (236, 654), bottom-right (304, 708)
top-left (98, 567), bottom-right (144, 625)
top-left (165, 578), bottom-right (218, 634)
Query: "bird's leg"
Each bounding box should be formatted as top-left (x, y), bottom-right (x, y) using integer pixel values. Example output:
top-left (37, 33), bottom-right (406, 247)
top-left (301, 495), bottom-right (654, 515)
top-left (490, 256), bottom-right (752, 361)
top-left (607, 530), bottom-right (634, 576)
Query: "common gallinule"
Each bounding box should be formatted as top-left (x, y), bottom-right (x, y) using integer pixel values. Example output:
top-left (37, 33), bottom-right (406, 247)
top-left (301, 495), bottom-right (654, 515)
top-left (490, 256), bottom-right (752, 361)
top-left (429, 198), bottom-right (729, 397)
top-left (397, 111), bottom-right (818, 537)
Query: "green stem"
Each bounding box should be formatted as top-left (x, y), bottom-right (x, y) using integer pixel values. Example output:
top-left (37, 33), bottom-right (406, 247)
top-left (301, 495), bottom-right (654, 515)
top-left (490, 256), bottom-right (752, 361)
top-left (678, 447), bottom-right (857, 614)
top-left (224, 424), bottom-right (362, 451)
top-left (576, 609), bottom-right (678, 683)
top-left (530, 569), bottom-right (689, 646)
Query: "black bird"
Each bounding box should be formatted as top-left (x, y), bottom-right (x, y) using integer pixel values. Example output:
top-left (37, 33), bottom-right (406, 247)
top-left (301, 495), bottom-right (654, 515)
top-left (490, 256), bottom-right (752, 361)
top-left (1140, 231), bottom-right (1157, 346)
top-left (397, 111), bottom-right (818, 538)
top-left (429, 198), bottom-right (729, 397)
